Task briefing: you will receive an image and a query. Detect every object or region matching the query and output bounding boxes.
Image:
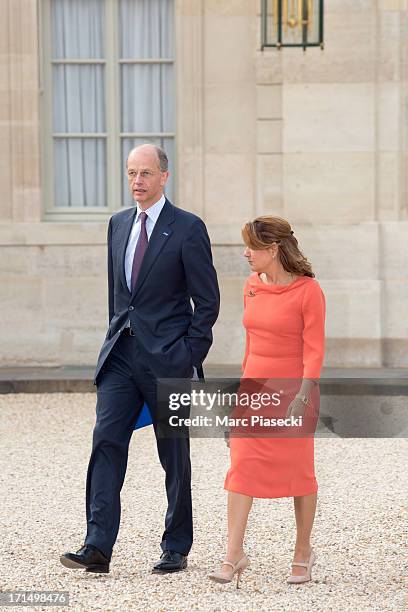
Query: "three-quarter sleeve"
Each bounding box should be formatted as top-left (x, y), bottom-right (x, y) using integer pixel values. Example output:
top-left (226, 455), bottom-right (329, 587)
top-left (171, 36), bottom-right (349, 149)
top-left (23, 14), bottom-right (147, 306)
top-left (302, 281), bottom-right (326, 379)
top-left (242, 284), bottom-right (250, 373)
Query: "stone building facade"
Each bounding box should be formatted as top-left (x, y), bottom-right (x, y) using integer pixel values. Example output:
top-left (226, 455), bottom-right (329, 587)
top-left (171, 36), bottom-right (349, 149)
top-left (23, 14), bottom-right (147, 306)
top-left (1, 0), bottom-right (407, 367)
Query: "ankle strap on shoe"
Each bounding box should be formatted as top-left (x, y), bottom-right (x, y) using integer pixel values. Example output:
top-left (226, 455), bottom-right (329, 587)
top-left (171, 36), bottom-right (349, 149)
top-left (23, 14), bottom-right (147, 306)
top-left (291, 561), bottom-right (308, 568)
top-left (222, 560), bottom-right (236, 569)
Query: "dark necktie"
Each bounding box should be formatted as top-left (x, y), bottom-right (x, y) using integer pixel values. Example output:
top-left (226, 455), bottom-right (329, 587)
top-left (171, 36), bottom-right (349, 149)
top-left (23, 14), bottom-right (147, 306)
top-left (131, 211), bottom-right (148, 291)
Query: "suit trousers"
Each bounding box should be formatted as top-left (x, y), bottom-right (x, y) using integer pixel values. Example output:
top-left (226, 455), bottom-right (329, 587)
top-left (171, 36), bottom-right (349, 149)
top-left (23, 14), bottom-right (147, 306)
top-left (84, 332), bottom-right (193, 560)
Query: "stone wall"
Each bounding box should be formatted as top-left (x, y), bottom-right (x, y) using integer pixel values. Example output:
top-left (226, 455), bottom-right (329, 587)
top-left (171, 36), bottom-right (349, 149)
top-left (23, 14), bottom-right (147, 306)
top-left (0, 0), bottom-right (407, 367)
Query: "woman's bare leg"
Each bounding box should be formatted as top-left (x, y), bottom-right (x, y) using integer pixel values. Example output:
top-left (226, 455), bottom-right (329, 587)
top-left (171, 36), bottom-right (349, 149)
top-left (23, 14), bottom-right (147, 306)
top-left (223, 491), bottom-right (253, 567)
top-left (291, 492), bottom-right (317, 576)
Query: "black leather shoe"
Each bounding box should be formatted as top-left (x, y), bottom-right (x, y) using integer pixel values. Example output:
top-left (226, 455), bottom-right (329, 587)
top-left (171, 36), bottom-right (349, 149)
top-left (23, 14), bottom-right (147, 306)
top-left (152, 551), bottom-right (188, 574)
top-left (60, 544), bottom-right (110, 573)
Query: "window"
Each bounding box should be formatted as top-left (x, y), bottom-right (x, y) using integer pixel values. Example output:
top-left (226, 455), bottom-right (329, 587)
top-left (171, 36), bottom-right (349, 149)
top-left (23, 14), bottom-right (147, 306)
top-left (261, 0), bottom-right (324, 50)
top-left (42, 0), bottom-right (175, 218)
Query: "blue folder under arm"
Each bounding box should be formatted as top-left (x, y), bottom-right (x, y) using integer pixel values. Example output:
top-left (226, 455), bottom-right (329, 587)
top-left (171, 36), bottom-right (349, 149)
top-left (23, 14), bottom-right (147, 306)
top-left (134, 367), bottom-right (203, 430)
top-left (134, 403), bottom-right (152, 429)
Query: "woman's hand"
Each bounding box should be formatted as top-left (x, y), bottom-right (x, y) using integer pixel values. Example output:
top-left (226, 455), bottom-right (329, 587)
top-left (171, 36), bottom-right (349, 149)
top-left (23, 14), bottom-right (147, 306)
top-left (285, 396), bottom-right (307, 419)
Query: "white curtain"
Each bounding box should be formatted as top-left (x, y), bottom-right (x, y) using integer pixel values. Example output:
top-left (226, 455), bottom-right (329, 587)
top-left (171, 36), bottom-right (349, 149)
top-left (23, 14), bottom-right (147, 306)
top-left (121, 64), bottom-right (174, 134)
top-left (52, 0), bottom-right (106, 207)
top-left (52, 0), bottom-right (104, 59)
top-left (120, 0), bottom-right (175, 204)
top-left (119, 0), bottom-right (174, 59)
top-left (51, 0), bottom-right (175, 208)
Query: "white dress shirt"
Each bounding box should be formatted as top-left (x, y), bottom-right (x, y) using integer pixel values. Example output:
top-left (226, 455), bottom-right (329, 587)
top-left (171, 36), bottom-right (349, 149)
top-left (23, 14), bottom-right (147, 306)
top-left (124, 194), bottom-right (166, 292)
top-left (123, 194), bottom-right (199, 378)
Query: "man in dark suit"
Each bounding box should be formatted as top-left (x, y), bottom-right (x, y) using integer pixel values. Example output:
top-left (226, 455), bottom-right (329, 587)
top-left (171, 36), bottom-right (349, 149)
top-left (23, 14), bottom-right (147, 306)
top-left (60, 144), bottom-right (220, 574)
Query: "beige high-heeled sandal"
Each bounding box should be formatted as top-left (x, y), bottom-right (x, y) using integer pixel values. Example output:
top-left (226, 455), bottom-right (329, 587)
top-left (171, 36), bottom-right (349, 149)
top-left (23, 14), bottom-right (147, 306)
top-left (287, 549), bottom-right (316, 584)
top-left (208, 555), bottom-right (249, 588)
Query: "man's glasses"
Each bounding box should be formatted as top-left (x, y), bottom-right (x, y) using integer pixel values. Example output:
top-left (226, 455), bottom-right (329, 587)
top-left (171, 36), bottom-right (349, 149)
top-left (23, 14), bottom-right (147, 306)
top-left (127, 170), bottom-right (159, 181)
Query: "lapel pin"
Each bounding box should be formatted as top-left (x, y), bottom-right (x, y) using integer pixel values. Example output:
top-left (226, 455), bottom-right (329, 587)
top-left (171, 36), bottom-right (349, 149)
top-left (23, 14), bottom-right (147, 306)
top-left (248, 290), bottom-right (256, 297)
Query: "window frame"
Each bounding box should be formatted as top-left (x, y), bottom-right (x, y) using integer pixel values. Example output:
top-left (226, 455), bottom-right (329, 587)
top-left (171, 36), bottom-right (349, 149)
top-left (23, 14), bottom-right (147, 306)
top-left (41, 0), bottom-right (176, 221)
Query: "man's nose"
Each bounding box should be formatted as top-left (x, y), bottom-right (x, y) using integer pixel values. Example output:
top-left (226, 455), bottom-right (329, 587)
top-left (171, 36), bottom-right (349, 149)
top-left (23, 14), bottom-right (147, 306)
top-left (129, 172), bottom-right (142, 184)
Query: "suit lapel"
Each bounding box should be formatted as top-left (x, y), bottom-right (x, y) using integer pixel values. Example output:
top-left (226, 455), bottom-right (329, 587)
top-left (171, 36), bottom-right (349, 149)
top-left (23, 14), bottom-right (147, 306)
top-left (131, 199), bottom-right (175, 299)
top-left (115, 206), bottom-right (137, 295)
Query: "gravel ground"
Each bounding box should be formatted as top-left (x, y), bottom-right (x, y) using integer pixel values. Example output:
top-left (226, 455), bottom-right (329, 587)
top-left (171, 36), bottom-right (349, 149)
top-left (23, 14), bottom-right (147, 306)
top-left (0, 393), bottom-right (407, 612)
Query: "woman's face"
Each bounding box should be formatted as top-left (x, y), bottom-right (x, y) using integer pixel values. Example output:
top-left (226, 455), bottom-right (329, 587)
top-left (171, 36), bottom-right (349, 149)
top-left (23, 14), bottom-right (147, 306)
top-left (244, 245), bottom-right (277, 272)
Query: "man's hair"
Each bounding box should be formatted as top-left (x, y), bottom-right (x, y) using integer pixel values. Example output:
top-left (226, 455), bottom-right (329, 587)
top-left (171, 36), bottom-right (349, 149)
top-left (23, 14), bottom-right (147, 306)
top-left (126, 144), bottom-right (168, 172)
top-left (155, 146), bottom-right (169, 172)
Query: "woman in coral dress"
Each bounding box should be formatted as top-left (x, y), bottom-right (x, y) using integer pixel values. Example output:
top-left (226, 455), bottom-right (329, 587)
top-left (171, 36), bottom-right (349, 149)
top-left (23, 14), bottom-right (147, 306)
top-left (209, 216), bottom-right (325, 587)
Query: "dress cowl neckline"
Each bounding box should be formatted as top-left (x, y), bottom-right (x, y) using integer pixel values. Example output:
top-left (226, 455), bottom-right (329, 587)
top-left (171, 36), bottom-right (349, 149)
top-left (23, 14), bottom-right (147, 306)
top-left (246, 273), bottom-right (314, 294)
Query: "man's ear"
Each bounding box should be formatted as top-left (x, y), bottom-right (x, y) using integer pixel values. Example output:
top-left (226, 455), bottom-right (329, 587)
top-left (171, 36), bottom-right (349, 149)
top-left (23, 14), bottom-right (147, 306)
top-left (160, 171), bottom-right (169, 187)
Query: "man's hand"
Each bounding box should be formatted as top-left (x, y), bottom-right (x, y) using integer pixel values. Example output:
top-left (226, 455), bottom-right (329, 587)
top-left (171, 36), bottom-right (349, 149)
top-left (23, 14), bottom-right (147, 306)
top-left (224, 430), bottom-right (230, 448)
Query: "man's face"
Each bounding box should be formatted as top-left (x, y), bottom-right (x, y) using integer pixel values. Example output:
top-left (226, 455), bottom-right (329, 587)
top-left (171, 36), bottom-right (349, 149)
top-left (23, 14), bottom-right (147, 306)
top-left (127, 147), bottom-right (169, 209)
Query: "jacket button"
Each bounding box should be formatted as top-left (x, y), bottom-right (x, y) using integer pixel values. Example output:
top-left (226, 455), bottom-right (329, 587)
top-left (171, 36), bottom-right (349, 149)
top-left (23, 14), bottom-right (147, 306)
top-left (129, 306), bottom-right (134, 311)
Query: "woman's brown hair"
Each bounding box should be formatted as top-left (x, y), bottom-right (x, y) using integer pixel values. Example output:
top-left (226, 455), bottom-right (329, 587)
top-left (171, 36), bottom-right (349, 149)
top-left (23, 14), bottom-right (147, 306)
top-left (242, 216), bottom-right (315, 278)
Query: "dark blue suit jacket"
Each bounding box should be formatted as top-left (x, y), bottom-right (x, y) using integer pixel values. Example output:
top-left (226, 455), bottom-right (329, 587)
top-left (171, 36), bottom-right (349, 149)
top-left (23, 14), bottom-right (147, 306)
top-left (94, 199), bottom-right (220, 384)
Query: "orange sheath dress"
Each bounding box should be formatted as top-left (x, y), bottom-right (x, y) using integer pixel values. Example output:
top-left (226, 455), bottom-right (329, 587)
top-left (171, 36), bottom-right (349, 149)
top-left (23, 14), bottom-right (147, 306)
top-left (224, 273), bottom-right (326, 498)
